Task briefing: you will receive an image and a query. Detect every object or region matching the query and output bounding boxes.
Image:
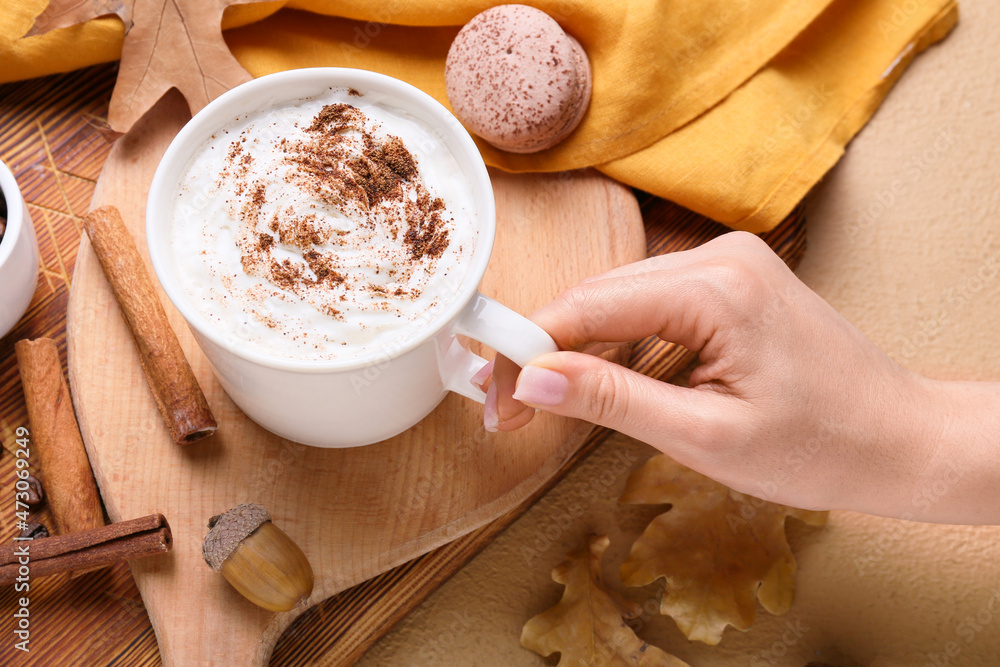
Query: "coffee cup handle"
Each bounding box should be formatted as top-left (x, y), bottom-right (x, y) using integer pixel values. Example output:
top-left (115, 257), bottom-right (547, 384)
top-left (441, 292), bottom-right (559, 404)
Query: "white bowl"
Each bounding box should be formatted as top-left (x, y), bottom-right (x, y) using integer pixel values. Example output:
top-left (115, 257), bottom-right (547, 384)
top-left (0, 159), bottom-right (40, 339)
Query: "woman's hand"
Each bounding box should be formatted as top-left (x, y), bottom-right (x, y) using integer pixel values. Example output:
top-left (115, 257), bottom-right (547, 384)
top-left (481, 231), bottom-right (1000, 523)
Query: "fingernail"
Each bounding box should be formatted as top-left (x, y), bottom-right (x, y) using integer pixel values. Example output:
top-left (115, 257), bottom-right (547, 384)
top-left (471, 359), bottom-right (494, 391)
top-left (484, 382), bottom-right (499, 432)
top-left (513, 366), bottom-right (568, 407)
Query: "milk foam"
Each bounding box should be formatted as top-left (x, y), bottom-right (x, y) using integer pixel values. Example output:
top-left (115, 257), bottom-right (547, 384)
top-left (169, 88), bottom-right (478, 361)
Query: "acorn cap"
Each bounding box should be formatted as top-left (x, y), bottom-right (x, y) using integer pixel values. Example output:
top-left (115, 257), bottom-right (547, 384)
top-left (203, 503), bottom-right (271, 571)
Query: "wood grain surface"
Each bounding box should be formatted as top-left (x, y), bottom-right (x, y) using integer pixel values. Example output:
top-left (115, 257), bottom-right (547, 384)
top-left (0, 65), bottom-right (806, 666)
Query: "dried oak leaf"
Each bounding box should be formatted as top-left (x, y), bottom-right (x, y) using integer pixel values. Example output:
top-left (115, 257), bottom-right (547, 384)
top-left (522, 535), bottom-right (689, 667)
top-left (619, 455), bottom-right (827, 646)
top-left (24, 0), bottom-right (257, 133)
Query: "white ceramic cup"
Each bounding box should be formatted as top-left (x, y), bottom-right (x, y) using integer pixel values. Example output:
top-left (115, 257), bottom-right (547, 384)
top-left (0, 159), bottom-right (40, 340)
top-left (147, 68), bottom-right (558, 448)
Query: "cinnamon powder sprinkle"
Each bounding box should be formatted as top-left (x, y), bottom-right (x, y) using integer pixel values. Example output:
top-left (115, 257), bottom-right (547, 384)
top-left (289, 103), bottom-right (451, 263)
top-left (306, 103), bottom-right (364, 133)
top-left (219, 99), bottom-right (456, 330)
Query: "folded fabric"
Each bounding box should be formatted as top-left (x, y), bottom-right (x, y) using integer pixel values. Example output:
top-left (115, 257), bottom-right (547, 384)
top-left (600, 0), bottom-right (959, 232)
top-left (0, 0), bottom-right (957, 232)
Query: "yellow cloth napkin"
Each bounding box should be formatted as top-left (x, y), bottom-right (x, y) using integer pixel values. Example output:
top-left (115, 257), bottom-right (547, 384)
top-left (600, 0), bottom-right (959, 232)
top-left (0, 1), bottom-right (957, 232)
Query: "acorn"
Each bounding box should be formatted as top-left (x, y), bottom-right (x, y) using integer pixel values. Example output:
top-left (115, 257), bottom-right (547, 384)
top-left (202, 503), bottom-right (313, 612)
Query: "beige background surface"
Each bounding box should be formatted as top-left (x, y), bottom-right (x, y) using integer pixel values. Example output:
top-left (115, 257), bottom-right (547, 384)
top-left (359, 0), bottom-right (1000, 664)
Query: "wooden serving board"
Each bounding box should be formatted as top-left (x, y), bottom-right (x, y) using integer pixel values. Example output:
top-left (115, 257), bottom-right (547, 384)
top-left (64, 90), bottom-right (646, 665)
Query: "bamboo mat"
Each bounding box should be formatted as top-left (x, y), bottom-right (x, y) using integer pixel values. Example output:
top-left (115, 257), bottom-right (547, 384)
top-left (0, 65), bottom-right (805, 666)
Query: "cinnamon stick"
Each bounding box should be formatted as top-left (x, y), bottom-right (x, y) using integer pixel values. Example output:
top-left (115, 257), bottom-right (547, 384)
top-left (15, 338), bottom-right (105, 537)
top-left (0, 514), bottom-right (171, 585)
top-left (83, 205), bottom-right (217, 445)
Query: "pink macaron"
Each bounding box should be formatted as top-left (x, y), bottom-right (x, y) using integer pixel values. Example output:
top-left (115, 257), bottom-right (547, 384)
top-left (445, 4), bottom-right (593, 154)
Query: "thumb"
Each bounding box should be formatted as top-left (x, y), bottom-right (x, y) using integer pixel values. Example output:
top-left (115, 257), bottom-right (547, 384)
top-left (512, 352), bottom-right (732, 452)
